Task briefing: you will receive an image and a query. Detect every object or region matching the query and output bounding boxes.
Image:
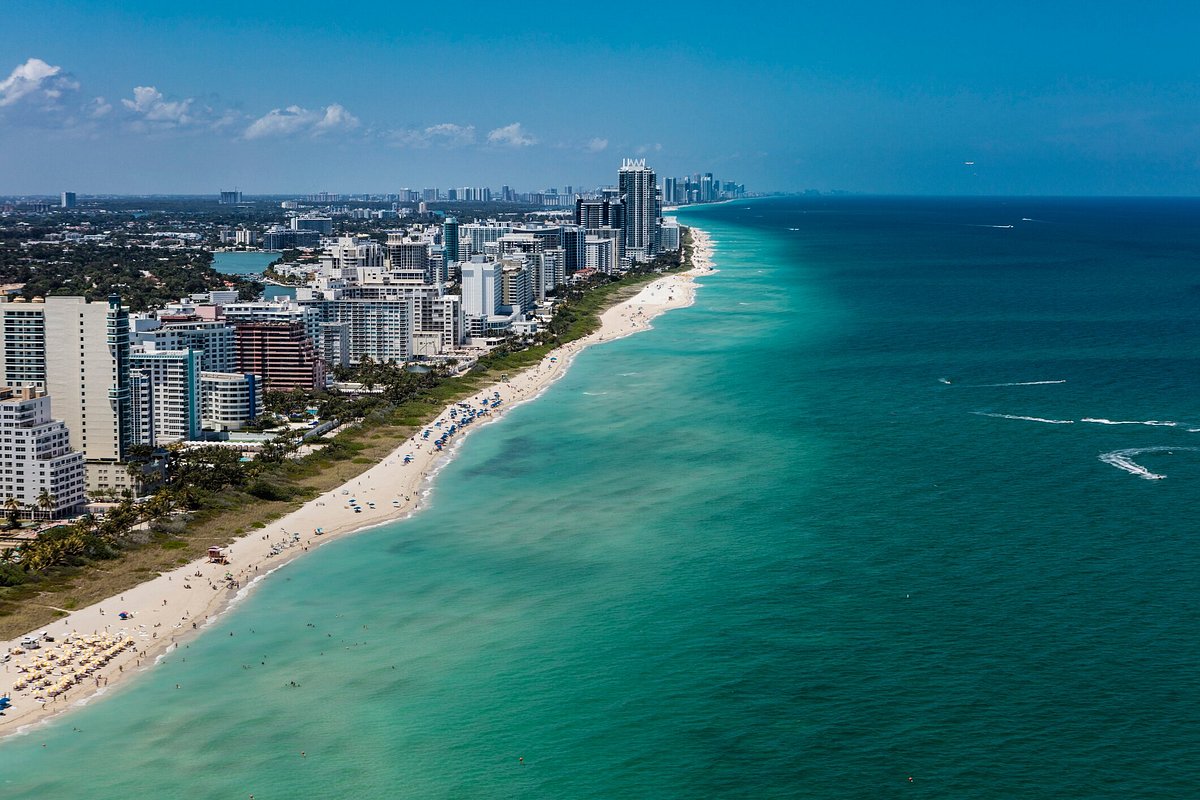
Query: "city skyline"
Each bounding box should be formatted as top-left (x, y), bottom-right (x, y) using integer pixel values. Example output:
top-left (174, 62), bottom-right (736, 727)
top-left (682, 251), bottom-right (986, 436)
top-left (2, 1), bottom-right (1198, 196)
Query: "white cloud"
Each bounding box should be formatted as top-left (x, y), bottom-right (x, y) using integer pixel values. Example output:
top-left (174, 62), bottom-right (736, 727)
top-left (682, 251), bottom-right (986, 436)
top-left (388, 122), bottom-right (476, 148)
top-left (0, 57), bottom-right (79, 108)
top-left (121, 86), bottom-right (195, 126)
top-left (87, 96), bottom-right (112, 118)
top-left (487, 122), bottom-right (536, 147)
top-left (635, 142), bottom-right (664, 155)
top-left (586, 137), bottom-right (609, 153)
top-left (244, 103), bottom-right (359, 139)
top-left (314, 103), bottom-right (359, 133)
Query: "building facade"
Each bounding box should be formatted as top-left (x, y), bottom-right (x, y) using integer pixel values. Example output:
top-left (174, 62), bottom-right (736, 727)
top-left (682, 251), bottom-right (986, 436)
top-left (43, 295), bottom-right (133, 494)
top-left (0, 387), bottom-right (86, 518)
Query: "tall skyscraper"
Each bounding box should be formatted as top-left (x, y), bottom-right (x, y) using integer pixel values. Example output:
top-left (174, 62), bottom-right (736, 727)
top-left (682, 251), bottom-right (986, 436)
top-left (60, 192), bottom-right (77, 209)
top-left (43, 294), bottom-right (133, 493)
top-left (443, 217), bottom-right (460, 266)
top-left (618, 159), bottom-right (660, 263)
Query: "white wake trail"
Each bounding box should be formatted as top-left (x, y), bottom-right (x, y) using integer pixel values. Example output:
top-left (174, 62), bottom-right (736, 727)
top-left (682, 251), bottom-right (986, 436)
top-left (972, 412), bottom-right (1075, 424)
top-left (1098, 447), bottom-right (1200, 481)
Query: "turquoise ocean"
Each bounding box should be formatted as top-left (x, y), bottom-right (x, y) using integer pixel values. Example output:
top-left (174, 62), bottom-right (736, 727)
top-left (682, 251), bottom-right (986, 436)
top-left (3, 197), bottom-right (1199, 797)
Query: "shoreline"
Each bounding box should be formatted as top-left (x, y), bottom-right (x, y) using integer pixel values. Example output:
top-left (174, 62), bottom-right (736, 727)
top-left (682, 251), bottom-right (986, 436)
top-left (0, 227), bottom-right (717, 737)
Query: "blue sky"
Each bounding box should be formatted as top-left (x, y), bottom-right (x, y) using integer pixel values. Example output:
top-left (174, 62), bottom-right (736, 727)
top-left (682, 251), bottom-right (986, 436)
top-left (1, 0), bottom-right (1197, 195)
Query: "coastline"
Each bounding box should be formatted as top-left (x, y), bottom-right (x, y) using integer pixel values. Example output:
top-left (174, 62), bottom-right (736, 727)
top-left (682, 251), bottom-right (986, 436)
top-left (0, 228), bottom-right (717, 737)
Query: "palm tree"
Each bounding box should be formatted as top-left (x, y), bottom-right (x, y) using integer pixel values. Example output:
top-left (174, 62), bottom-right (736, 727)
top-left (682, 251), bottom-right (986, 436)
top-left (36, 489), bottom-right (56, 520)
top-left (3, 496), bottom-right (20, 529)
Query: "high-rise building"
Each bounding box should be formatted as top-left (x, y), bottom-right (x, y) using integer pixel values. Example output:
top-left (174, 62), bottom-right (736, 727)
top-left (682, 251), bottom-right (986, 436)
top-left (662, 178), bottom-right (677, 206)
top-left (234, 322), bottom-right (325, 391)
top-left (0, 386), bottom-right (86, 518)
top-left (43, 295), bottom-right (132, 493)
top-left (500, 263), bottom-right (533, 314)
top-left (562, 226), bottom-right (586, 276)
top-left (303, 299), bottom-right (414, 365)
top-left (460, 258), bottom-right (502, 318)
top-left (219, 190), bottom-right (243, 205)
top-left (0, 297), bottom-right (47, 388)
top-left (660, 217), bottom-right (682, 252)
top-left (60, 192), bottom-right (77, 209)
top-left (575, 199), bottom-right (624, 230)
top-left (129, 348), bottom-right (202, 445)
top-left (292, 216), bottom-right (333, 236)
top-left (200, 372), bottom-right (261, 432)
top-left (618, 159), bottom-right (660, 263)
top-left (443, 217), bottom-right (459, 267)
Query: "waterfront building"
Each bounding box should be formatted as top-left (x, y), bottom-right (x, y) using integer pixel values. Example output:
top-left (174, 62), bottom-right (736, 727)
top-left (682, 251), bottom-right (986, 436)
top-left (585, 236), bottom-right (616, 274)
top-left (562, 225), bottom-right (586, 276)
top-left (660, 217), bottom-right (681, 252)
top-left (460, 259), bottom-right (502, 318)
top-left (234, 321), bottom-right (325, 391)
top-left (0, 386), bottom-right (86, 518)
top-left (501, 263), bottom-right (533, 314)
top-left (618, 158), bottom-right (661, 263)
top-left (43, 295), bottom-right (133, 494)
top-left (0, 297), bottom-right (47, 388)
top-left (129, 348), bottom-right (202, 445)
top-left (234, 228), bottom-right (258, 247)
top-left (303, 298), bottom-right (414, 365)
top-left (200, 372), bottom-right (261, 432)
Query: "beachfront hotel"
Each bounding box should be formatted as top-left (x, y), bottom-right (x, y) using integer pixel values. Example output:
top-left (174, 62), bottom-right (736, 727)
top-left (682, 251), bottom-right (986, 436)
top-left (0, 386), bottom-right (87, 518)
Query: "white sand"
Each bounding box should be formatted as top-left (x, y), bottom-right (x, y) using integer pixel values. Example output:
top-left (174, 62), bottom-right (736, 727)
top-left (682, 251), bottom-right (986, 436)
top-left (0, 228), bottom-right (717, 735)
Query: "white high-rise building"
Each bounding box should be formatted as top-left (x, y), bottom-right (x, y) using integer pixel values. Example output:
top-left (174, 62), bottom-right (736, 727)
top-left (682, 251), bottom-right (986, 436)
top-left (0, 386), bottom-right (86, 518)
top-left (460, 259), bottom-right (502, 318)
top-left (585, 236), bottom-right (616, 274)
top-left (200, 372), bottom-right (261, 432)
top-left (618, 158), bottom-right (661, 263)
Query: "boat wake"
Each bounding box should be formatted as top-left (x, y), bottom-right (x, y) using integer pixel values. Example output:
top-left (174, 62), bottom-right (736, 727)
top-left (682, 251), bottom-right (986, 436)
top-left (1082, 418), bottom-right (1181, 427)
top-left (1098, 447), bottom-right (1200, 480)
top-left (972, 412), bottom-right (1074, 424)
top-left (975, 380), bottom-right (1067, 387)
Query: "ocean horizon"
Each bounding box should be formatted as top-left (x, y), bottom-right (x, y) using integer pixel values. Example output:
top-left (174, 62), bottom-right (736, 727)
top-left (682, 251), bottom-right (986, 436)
top-left (3, 196), bottom-right (1199, 798)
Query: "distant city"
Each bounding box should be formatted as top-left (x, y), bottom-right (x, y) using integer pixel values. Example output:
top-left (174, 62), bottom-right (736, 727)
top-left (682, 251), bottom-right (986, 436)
top-left (4, 170), bottom-right (746, 212)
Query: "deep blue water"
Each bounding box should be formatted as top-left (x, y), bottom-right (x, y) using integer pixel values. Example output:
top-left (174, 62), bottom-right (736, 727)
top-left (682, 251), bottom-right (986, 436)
top-left (2, 197), bottom-right (1199, 798)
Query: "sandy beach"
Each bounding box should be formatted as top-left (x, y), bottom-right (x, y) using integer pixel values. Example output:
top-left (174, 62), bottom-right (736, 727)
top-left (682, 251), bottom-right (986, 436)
top-left (0, 228), bottom-right (716, 736)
